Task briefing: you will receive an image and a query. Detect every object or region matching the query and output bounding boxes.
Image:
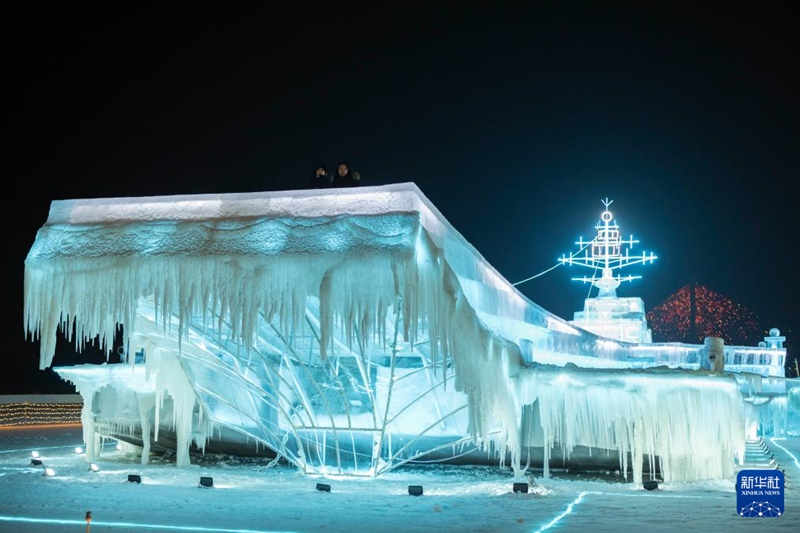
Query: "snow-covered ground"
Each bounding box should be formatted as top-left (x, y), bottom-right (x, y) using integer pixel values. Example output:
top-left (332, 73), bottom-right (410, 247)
top-left (0, 425), bottom-right (796, 532)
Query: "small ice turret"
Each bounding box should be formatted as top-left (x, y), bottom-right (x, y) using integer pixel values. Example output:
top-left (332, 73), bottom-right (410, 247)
top-left (764, 328), bottom-right (785, 350)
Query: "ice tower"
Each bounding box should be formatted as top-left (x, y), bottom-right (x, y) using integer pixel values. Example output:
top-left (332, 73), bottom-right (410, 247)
top-left (560, 198), bottom-right (657, 343)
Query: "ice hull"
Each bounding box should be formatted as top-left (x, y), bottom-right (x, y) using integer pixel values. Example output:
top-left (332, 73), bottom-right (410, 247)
top-left (28, 184), bottom-right (762, 482)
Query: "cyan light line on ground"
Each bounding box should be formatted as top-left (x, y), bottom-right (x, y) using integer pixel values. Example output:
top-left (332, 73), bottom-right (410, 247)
top-left (0, 515), bottom-right (298, 533)
top-left (532, 491), bottom-right (599, 533)
top-left (770, 437), bottom-right (800, 470)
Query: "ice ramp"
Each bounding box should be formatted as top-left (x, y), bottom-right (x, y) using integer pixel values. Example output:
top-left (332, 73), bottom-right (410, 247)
top-left (25, 183), bottom-right (746, 483)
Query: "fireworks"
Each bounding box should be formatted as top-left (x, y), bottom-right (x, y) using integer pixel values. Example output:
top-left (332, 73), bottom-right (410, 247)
top-left (647, 283), bottom-right (763, 346)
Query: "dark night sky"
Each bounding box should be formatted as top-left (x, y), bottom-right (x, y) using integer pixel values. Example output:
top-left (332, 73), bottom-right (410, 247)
top-left (8, 4), bottom-right (799, 391)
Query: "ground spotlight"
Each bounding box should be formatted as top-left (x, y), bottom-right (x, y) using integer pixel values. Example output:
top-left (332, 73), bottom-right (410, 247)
top-left (31, 451), bottom-right (40, 459)
top-left (315, 483), bottom-right (331, 492)
top-left (408, 485), bottom-right (423, 496)
top-left (89, 463), bottom-right (100, 472)
top-left (199, 476), bottom-right (214, 488)
top-left (643, 480), bottom-right (659, 491)
top-left (127, 474), bottom-right (142, 484)
top-left (513, 482), bottom-right (529, 493)
top-left (75, 446), bottom-right (84, 454)
top-left (43, 468), bottom-right (56, 477)
top-left (30, 458), bottom-right (43, 466)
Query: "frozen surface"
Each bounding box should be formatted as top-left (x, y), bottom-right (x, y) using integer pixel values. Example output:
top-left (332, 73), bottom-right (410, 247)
top-left (0, 424), bottom-right (797, 533)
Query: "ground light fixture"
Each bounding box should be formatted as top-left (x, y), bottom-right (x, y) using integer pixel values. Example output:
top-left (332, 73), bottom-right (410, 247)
top-left (643, 480), bottom-right (659, 491)
top-left (199, 476), bottom-right (214, 488)
top-left (513, 482), bottom-right (529, 493)
top-left (30, 458), bottom-right (43, 466)
top-left (315, 483), bottom-right (331, 492)
top-left (30, 451), bottom-right (40, 459)
top-left (43, 468), bottom-right (56, 477)
top-left (127, 474), bottom-right (142, 484)
top-left (89, 463), bottom-right (100, 472)
top-left (75, 446), bottom-right (84, 454)
top-left (408, 485), bottom-right (423, 496)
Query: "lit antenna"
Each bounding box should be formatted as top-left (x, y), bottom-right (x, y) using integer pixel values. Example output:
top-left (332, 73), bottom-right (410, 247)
top-left (559, 198), bottom-right (656, 297)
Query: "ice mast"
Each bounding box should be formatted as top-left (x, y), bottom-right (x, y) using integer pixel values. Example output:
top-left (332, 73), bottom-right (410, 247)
top-left (560, 198), bottom-right (657, 343)
top-left (559, 198), bottom-right (656, 298)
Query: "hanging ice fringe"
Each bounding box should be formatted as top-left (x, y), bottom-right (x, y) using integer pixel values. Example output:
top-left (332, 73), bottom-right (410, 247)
top-left (25, 184), bottom-right (786, 481)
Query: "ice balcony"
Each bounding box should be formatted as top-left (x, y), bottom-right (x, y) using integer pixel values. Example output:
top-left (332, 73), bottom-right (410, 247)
top-left (25, 183), bottom-right (794, 483)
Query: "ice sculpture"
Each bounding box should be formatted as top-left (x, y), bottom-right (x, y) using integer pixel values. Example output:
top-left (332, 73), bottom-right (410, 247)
top-left (560, 197), bottom-right (656, 343)
top-left (23, 183), bottom-right (791, 483)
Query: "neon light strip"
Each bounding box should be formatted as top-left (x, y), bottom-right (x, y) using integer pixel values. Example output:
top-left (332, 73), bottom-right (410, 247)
top-left (0, 516), bottom-right (298, 533)
top-left (769, 437), bottom-right (800, 470)
top-left (532, 491), bottom-right (598, 533)
top-left (531, 489), bottom-right (734, 532)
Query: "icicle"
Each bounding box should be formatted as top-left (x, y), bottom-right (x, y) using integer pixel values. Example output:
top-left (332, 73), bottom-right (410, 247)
top-left (27, 187), bottom-right (760, 481)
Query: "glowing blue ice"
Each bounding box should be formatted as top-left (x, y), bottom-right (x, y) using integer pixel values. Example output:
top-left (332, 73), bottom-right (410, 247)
top-left (24, 183), bottom-right (794, 484)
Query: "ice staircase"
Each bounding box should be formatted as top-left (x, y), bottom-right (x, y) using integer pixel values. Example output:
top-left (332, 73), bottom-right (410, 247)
top-left (739, 438), bottom-right (779, 471)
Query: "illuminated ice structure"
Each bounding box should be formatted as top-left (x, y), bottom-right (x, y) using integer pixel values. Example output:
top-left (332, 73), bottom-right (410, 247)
top-left (24, 184), bottom-right (797, 485)
top-left (559, 198), bottom-right (657, 344)
top-left (557, 200), bottom-right (794, 440)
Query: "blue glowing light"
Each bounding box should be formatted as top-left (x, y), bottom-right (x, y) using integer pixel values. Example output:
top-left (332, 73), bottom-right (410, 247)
top-left (532, 491), bottom-right (598, 533)
top-left (770, 438), bottom-right (800, 470)
top-left (0, 515), bottom-right (300, 533)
